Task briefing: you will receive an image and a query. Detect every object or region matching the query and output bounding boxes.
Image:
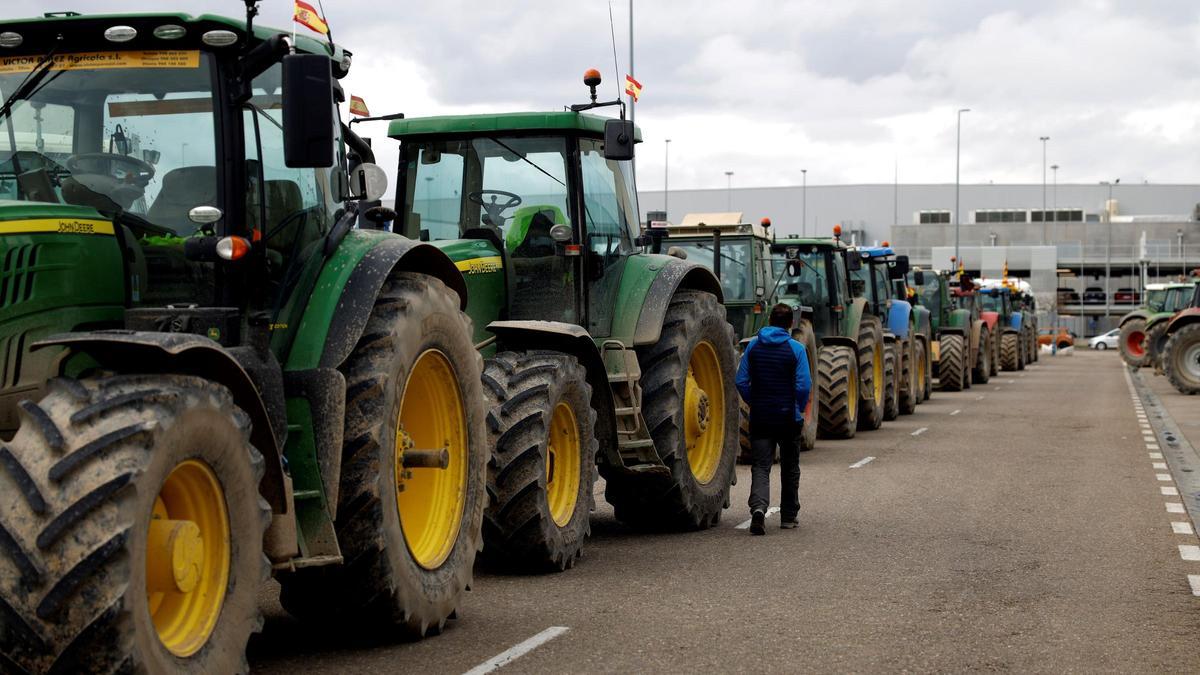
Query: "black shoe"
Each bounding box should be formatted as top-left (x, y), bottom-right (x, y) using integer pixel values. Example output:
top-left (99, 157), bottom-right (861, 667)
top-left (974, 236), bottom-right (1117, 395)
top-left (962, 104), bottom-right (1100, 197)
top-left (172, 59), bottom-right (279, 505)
top-left (780, 516), bottom-right (799, 529)
top-left (750, 510), bottom-right (766, 535)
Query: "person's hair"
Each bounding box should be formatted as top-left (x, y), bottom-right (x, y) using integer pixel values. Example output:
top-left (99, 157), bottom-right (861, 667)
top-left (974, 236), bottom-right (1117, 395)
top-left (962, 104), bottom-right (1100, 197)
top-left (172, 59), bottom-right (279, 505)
top-left (768, 303), bottom-right (793, 329)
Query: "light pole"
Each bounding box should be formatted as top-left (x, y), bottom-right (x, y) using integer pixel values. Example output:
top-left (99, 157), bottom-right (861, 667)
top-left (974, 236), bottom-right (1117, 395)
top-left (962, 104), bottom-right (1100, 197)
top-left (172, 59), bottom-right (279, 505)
top-left (725, 171), bottom-right (734, 211)
top-left (801, 169), bottom-right (807, 236)
top-left (663, 139), bottom-right (671, 221)
top-left (955, 108), bottom-right (970, 264)
top-left (1051, 164), bottom-right (1059, 211)
top-left (1102, 179), bottom-right (1119, 320)
top-left (1039, 136), bottom-right (1049, 244)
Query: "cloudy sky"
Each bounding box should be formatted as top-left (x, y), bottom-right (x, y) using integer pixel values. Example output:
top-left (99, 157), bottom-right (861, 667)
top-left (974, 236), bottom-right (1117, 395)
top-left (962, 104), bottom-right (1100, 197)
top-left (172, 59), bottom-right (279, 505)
top-left (11, 1), bottom-right (1200, 191)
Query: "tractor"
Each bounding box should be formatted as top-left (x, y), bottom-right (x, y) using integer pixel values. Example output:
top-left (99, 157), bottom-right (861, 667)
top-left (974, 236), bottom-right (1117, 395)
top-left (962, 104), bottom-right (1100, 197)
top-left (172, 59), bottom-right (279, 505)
top-left (977, 281), bottom-right (1025, 371)
top-left (385, 72), bottom-right (739, 573)
top-left (850, 245), bottom-right (927, 418)
top-left (1120, 281), bottom-right (1197, 369)
top-left (1161, 282), bottom-right (1200, 394)
top-left (909, 269), bottom-right (990, 391)
top-left (0, 7), bottom-right (488, 673)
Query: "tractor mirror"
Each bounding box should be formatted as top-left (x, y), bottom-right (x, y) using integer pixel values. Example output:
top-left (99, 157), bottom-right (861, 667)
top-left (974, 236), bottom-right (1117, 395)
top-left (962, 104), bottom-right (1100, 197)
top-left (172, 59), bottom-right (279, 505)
top-left (913, 270), bottom-right (925, 286)
top-left (847, 254), bottom-right (862, 271)
top-left (349, 162), bottom-right (388, 201)
top-left (787, 261), bottom-right (800, 277)
top-left (890, 255), bottom-right (910, 279)
top-left (142, 149), bottom-right (161, 165)
top-left (603, 118), bottom-right (635, 161)
top-left (282, 54), bottom-right (335, 168)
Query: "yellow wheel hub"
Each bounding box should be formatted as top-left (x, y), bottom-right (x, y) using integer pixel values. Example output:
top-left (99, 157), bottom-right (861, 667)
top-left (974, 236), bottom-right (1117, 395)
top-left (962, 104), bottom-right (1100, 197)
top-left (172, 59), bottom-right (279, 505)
top-left (147, 459), bottom-right (230, 658)
top-left (685, 341), bottom-right (724, 484)
top-left (546, 402), bottom-right (581, 527)
top-left (396, 349), bottom-right (468, 570)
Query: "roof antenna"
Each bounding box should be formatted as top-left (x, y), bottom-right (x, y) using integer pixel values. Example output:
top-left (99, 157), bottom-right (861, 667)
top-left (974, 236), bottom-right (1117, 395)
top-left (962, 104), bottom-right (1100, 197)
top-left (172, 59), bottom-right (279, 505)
top-left (607, 1), bottom-right (622, 102)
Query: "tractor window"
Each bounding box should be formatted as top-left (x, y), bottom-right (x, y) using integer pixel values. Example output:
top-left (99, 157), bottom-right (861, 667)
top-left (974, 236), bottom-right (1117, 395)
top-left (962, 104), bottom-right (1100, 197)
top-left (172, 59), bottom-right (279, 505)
top-left (872, 264), bottom-right (891, 306)
top-left (831, 250), bottom-right (849, 305)
top-left (918, 273), bottom-right (942, 315)
top-left (580, 138), bottom-right (635, 336)
top-left (671, 239), bottom-right (753, 300)
top-left (782, 249), bottom-right (831, 338)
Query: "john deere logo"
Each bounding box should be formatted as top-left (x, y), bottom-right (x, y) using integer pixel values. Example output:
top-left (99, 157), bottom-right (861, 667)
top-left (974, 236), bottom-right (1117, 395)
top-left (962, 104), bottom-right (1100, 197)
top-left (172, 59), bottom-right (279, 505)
top-left (57, 220), bottom-right (95, 234)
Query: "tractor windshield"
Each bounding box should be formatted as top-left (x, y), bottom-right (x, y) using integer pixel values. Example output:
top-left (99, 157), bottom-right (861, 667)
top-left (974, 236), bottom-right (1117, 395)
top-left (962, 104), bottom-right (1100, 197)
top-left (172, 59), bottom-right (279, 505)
top-left (778, 248), bottom-right (832, 337)
top-left (0, 50), bottom-right (218, 236)
top-left (672, 238), bottom-right (753, 300)
top-left (1164, 287), bottom-right (1191, 313)
top-left (917, 273), bottom-right (942, 315)
top-left (1146, 289), bottom-right (1167, 312)
top-left (979, 292), bottom-right (1002, 312)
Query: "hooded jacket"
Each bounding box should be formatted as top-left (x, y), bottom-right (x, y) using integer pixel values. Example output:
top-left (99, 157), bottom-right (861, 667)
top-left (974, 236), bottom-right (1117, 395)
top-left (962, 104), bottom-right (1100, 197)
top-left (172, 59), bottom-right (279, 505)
top-left (735, 326), bottom-right (812, 429)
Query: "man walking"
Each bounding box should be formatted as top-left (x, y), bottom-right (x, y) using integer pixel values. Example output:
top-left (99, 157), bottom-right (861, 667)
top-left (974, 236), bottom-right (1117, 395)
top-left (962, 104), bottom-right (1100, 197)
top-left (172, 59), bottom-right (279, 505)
top-left (735, 304), bottom-right (812, 535)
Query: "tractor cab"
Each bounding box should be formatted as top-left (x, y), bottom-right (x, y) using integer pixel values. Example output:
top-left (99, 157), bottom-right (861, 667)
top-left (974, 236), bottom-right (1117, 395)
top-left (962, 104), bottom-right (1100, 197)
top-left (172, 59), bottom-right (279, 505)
top-left (850, 245), bottom-right (911, 324)
top-left (770, 235), bottom-right (856, 342)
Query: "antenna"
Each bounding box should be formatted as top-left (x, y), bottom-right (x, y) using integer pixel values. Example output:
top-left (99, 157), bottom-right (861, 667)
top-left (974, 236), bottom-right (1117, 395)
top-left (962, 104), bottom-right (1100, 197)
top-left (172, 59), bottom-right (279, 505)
top-left (607, 1), bottom-right (622, 101)
top-left (315, 0), bottom-right (335, 54)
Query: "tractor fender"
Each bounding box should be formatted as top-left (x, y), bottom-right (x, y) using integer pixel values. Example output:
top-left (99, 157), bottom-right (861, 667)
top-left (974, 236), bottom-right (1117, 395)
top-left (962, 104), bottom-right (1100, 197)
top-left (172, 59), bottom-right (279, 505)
top-left (485, 320), bottom-right (620, 469)
top-left (821, 335), bottom-right (857, 352)
top-left (620, 255), bottom-right (723, 346)
top-left (1145, 312), bottom-right (1176, 332)
top-left (912, 306), bottom-right (932, 340)
top-left (300, 232), bottom-right (468, 371)
top-left (980, 310), bottom-right (999, 332)
top-left (32, 331), bottom-right (288, 513)
top-left (887, 300), bottom-right (912, 339)
top-left (841, 297), bottom-right (870, 340)
top-left (1010, 310), bottom-right (1023, 332)
top-left (1166, 308), bottom-right (1200, 336)
top-left (968, 320), bottom-right (984, 365)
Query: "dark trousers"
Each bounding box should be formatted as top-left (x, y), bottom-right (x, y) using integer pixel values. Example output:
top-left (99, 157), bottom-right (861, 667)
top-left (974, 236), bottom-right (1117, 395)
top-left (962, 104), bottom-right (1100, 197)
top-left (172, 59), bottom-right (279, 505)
top-left (747, 421), bottom-right (802, 519)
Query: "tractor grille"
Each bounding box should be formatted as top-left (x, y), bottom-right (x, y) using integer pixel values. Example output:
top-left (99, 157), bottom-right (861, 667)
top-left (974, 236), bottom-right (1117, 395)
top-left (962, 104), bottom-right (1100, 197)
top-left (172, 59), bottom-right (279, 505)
top-left (0, 244), bottom-right (38, 310)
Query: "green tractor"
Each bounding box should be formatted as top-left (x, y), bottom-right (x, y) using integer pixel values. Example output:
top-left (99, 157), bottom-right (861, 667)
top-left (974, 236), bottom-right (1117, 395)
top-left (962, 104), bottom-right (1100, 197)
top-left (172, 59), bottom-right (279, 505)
top-left (0, 8), bottom-right (488, 673)
top-left (909, 269), bottom-right (991, 391)
top-left (771, 231), bottom-right (886, 438)
top-left (386, 72), bottom-right (739, 572)
top-left (1119, 282), bottom-right (1196, 369)
top-left (1160, 282), bottom-right (1200, 394)
top-left (849, 245), bottom-right (927, 418)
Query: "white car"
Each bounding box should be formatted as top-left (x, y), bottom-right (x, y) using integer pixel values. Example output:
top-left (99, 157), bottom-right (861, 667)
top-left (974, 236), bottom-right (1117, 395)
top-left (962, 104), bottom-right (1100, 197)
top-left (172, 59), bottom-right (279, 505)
top-left (1089, 329), bottom-right (1120, 350)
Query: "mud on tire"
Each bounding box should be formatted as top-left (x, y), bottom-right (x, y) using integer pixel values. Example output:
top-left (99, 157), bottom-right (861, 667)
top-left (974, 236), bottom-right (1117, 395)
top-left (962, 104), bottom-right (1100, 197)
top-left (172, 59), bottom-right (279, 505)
top-left (1119, 319), bottom-right (1150, 368)
top-left (883, 341), bottom-right (900, 421)
top-left (817, 345), bottom-right (858, 439)
top-left (899, 337), bottom-right (918, 415)
top-left (972, 329), bottom-right (991, 385)
top-left (0, 375), bottom-right (269, 674)
top-left (1164, 323), bottom-right (1200, 395)
top-left (856, 317), bottom-right (885, 431)
top-left (938, 333), bottom-right (967, 391)
top-left (1000, 332), bottom-right (1020, 371)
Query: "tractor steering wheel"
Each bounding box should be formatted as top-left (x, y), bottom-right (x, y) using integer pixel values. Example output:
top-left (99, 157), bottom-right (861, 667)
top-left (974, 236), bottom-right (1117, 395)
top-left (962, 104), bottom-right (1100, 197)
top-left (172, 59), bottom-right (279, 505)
top-left (467, 189), bottom-right (522, 229)
top-left (64, 152), bottom-right (156, 210)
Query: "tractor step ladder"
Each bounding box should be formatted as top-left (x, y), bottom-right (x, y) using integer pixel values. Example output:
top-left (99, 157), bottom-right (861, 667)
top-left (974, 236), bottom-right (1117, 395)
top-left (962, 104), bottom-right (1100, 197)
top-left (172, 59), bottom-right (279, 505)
top-left (601, 340), bottom-right (659, 466)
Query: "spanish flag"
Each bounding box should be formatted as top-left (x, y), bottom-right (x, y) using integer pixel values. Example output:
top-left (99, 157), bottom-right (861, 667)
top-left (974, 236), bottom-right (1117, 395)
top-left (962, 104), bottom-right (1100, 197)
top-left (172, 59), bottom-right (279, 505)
top-left (349, 95), bottom-right (369, 117)
top-left (294, 0), bottom-right (329, 35)
top-left (625, 74), bottom-right (642, 103)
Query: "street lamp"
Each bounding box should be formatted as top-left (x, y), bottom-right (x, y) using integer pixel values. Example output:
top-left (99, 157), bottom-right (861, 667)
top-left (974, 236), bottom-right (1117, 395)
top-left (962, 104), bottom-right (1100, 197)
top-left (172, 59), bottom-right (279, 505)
top-left (801, 169), bottom-right (808, 236)
top-left (954, 108), bottom-right (970, 263)
top-left (664, 139), bottom-right (671, 222)
top-left (1051, 164), bottom-right (1059, 211)
top-left (1039, 136), bottom-right (1049, 244)
top-left (1101, 179), bottom-right (1120, 320)
top-left (725, 171), bottom-right (734, 211)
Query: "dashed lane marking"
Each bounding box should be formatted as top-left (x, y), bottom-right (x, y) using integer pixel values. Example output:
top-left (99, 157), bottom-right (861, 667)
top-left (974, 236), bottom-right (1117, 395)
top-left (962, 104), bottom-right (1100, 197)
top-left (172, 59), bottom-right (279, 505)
top-left (735, 506), bottom-right (780, 530)
top-left (1151, 452), bottom-right (1164, 459)
top-left (1148, 444), bottom-right (1161, 450)
top-left (1168, 503), bottom-right (1187, 514)
top-left (464, 627), bottom-right (571, 675)
top-left (1190, 575), bottom-right (1200, 597)
top-left (949, 409), bottom-right (961, 416)
top-left (1173, 522), bottom-right (1194, 535)
top-left (1162, 486), bottom-right (1180, 496)
top-left (849, 456), bottom-right (876, 469)
top-left (1154, 462), bottom-right (1169, 470)
top-left (1158, 473), bottom-right (1174, 481)
top-left (911, 427), bottom-right (928, 436)
top-left (1179, 545), bottom-right (1200, 562)
top-left (975, 395), bottom-right (986, 400)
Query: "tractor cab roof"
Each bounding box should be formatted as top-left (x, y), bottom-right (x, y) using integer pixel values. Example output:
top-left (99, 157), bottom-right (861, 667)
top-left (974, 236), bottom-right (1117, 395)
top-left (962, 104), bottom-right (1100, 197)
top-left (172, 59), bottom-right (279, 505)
top-left (854, 245), bottom-right (896, 259)
top-left (388, 111), bottom-right (642, 141)
top-left (663, 213), bottom-right (770, 240)
top-left (769, 236), bottom-right (846, 253)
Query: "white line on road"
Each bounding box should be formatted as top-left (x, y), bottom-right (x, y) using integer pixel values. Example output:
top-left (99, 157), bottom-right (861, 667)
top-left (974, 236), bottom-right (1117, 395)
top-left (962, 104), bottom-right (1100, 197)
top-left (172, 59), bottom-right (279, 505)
top-left (1190, 575), bottom-right (1200, 597)
top-left (1150, 452), bottom-right (1164, 459)
top-left (464, 627), bottom-right (570, 675)
top-left (911, 427), bottom-right (928, 436)
top-left (1173, 522), bottom-right (1194, 535)
top-left (1162, 486), bottom-right (1180, 496)
top-left (1148, 444), bottom-right (1161, 450)
top-left (1158, 474), bottom-right (1173, 481)
top-left (1168, 502), bottom-right (1187, 513)
top-left (735, 506), bottom-right (780, 530)
top-left (1154, 462), bottom-right (1168, 470)
top-left (849, 456), bottom-right (876, 469)
top-left (1179, 545), bottom-right (1200, 562)
top-left (975, 395), bottom-right (986, 400)
top-left (949, 409), bottom-right (961, 416)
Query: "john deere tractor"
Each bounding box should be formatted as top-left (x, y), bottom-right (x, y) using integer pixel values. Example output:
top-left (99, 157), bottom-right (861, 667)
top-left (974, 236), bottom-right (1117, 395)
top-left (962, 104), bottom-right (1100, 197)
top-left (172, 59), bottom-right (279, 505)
top-left (850, 245), bottom-right (926, 418)
top-left (0, 9), bottom-right (488, 672)
top-left (1121, 281), bottom-right (1197, 369)
top-left (910, 269), bottom-right (990, 391)
top-left (386, 72), bottom-right (738, 572)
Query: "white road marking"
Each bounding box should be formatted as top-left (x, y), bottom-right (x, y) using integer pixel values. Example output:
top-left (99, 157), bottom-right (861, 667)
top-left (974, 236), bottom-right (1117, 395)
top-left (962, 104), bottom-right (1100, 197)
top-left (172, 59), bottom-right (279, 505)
top-left (1148, 444), bottom-right (1161, 450)
top-left (1158, 473), bottom-right (1173, 481)
top-left (464, 627), bottom-right (570, 675)
top-left (1150, 452), bottom-right (1164, 459)
top-left (735, 506), bottom-right (781, 530)
top-left (911, 427), bottom-right (928, 436)
top-left (949, 409), bottom-right (961, 416)
top-left (1173, 522), bottom-right (1194, 535)
top-left (1162, 486), bottom-right (1180, 496)
top-left (1167, 502), bottom-right (1187, 513)
top-left (1179, 545), bottom-right (1200, 562)
top-left (975, 395), bottom-right (986, 400)
top-left (849, 456), bottom-right (876, 469)
top-left (1153, 462), bottom-right (1168, 470)
top-left (1190, 575), bottom-right (1200, 597)
top-left (994, 386), bottom-right (1002, 391)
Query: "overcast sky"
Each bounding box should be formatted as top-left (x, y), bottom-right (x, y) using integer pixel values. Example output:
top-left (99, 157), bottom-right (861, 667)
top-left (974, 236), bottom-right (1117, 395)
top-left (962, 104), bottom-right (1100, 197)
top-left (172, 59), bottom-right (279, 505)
top-left (11, 1), bottom-right (1200, 191)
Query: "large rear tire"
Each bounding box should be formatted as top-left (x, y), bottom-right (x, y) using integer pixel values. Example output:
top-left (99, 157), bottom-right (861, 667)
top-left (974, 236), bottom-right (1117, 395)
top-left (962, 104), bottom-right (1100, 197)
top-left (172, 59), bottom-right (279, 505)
top-left (883, 341), bottom-right (900, 421)
top-left (1147, 323), bottom-right (1170, 373)
top-left (278, 272), bottom-right (486, 638)
top-left (1000, 332), bottom-right (1020, 371)
top-left (480, 352), bottom-right (596, 572)
top-left (856, 317), bottom-right (886, 431)
top-left (972, 328), bottom-right (991, 384)
top-left (607, 290), bottom-right (738, 530)
top-left (0, 375), bottom-right (269, 674)
top-left (793, 322), bottom-right (820, 451)
top-left (1164, 324), bottom-right (1200, 395)
top-left (817, 345), bottom-right (859, 439)
top-left (938, 333), bottom-right (966, 391)
top-left (921, 339), bottom-right (933, 401)
top-left (899, 337), bottom-right (918, 415)
top-left (1119, 318), bottom-right (1148, 367)
top-left (736, 399), bottom-right (754, 464)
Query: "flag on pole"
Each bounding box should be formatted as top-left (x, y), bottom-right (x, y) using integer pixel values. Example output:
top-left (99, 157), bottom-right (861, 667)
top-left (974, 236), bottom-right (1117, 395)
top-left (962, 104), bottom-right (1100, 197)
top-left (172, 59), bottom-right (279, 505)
top-left (1002, 260), bottom-right (1009, 278)
top-left (624, 74), bottom-right (642, 102)
top-left (349, 95), bottom-right (370, 117)
top-left (293, 0), bottom-right (329, 35)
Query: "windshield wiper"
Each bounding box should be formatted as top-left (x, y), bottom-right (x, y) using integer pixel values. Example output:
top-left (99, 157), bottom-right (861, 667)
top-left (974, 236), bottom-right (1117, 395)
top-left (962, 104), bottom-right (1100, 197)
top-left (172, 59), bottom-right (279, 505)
top-left (485, 137), bottom-right (566, 187)
top-left (0, 39), bottom-right (62, 122)
top-left (692, 240), bottom-right (745, 267)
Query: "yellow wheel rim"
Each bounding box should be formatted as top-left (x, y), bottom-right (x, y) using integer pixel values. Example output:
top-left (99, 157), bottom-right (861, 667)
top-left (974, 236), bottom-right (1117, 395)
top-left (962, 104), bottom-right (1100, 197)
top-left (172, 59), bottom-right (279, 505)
top-left (396, 349), bottom-right (468, 570)
top-left (685, 340), bottom-right (724, 484)
top-left (847, 357), bottom-right (858, 421)
top-left (546, 402), bottom-right (581, 527)
top-left (872, 342), bottom-right (884, 404)
top-left (146, 459), bottom-right (230, 658)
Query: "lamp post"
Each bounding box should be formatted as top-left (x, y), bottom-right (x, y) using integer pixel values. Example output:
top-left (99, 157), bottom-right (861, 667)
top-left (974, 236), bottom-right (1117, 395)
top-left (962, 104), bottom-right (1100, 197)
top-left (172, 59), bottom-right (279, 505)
top-left (1039, 136), bottom-right (1049, 244)
top-left (954, 108), bottom-right (970, 263)
top-left (725, 171), bottom-right (734, 211)
top-left (663, 139), bottom-right (671, 222)
top-left (801, 168), bottom-right (807, 236)
top-left (1101, 179), bottom-right (1120, 320)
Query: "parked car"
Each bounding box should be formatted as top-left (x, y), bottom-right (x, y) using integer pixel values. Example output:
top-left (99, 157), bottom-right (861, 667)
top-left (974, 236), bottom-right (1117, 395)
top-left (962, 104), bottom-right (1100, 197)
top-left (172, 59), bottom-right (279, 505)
top-left (1114, 288), bottom-right (1140, 304)
top-left (1088, 328), bottom-right (1120, 350)
top-left (1057, 287), bottom-right (1081, 305)
top-left (1039, 327), bottom-right (1076, 349)
top-left (1082, 286), bottom-right (1107, 304)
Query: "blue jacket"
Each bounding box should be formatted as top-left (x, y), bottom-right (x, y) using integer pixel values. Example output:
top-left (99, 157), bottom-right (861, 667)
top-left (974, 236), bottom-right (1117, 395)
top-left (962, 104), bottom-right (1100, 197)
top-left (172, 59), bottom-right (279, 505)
top-left (736, 326), bottom-right (812, 425)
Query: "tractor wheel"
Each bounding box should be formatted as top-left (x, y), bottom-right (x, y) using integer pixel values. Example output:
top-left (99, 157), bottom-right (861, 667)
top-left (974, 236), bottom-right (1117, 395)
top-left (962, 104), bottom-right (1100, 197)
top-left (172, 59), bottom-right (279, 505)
top-left (921, 340), bottom-right (933, 401)
top-left (914, 339), bottom-right (929, 403)
top-left (480, 351), bottom-right (597, 572)
top-left (990, 331), bottom-right (1000, 376)
top-left (938, 334), bottom-right (966, 391)
top-left (1147, 323), bottom-right (1170, 373)
top-left (737, 399), bottom-right (753, 464)
top-left (817, 345), bottom-right (859, 439)
top-left (883, 341), bottom-right (900, 421)
top-left (1164, 324), bottom-right (1200, 395)
top-left (899, 337), bottom-right (918, 415)
top-left (0, 375), bottom-right (269, 674)
top-left (1000, 332), bottom-right (1020, 371)
top-left (278, 272), bottom-right (486, 638)
top-left (1119, 319), bottom-right (1150, 367)
top-left (792, 322), bottom-right (821, 451)
top-left (856, 317), bottom-right (886, 431)
top-left (608, 290), bottom-right (738, 530)
top-left (1016, 330), bottom-right (1027, 370)
top-left (972, 329), bottom-right (991, 384)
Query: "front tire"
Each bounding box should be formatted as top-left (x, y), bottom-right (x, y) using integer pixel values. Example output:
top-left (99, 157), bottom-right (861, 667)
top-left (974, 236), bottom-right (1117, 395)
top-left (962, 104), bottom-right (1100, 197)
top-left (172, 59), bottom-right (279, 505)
top-left (1164, 324), bottom-right (1200, 395)
top-left (972, 329), bottom-right (991, 384)
top-left (817, 345), bottom-right (859, 439)
top-left (938, 334), bottom-right (966, 391)
top-left (856, 317), bottom-right (886, 431)
top-left (1000, 332), bottom-right (1020, 371)
top-left (0, 375), bottom-right (269, 674)
top-left (883, 341), bottom-right (900, 421)
top-left (899, 337), bottom-right (918, 415)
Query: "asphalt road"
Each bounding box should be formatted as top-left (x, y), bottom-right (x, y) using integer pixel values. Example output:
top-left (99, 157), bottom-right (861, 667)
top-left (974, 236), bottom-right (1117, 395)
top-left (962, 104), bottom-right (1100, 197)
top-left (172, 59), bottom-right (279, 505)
top-left (249, 349), bottom-right (1200, 673)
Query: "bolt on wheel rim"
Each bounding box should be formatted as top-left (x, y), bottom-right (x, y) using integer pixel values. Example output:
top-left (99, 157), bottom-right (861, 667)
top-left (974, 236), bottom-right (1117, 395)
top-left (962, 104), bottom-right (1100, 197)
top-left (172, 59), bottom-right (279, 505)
top-left (147, 459), bottom-right (230, 658)
top-left (396, 349), bottom-right (468, 570)
top-left (546, 402), bottom-right (581, 527)
top-left (685, 340), bottom-right (724, 484)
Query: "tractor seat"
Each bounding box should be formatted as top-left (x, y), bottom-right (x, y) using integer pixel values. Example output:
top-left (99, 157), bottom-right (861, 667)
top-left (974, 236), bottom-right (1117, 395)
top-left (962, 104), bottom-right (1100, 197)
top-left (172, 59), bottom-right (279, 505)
top-left (146, 166), bottom-right (218, 235)
top-left (507, 205), bottom-right (565, 258)
top-left (795, 281), bottom-right (817, 308)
